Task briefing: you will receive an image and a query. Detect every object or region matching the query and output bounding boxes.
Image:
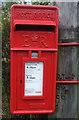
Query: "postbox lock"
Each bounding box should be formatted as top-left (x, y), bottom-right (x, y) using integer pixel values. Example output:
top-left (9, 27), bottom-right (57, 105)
top-left (20, 80), bottom-right (22, 84)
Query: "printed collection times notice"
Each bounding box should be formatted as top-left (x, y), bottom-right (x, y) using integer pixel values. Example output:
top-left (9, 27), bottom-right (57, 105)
top-left (24, 62), bottom-right (43, 96)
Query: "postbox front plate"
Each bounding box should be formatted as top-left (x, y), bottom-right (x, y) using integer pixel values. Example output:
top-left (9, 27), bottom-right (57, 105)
top-left (10, 5), bottom-right (58, 114)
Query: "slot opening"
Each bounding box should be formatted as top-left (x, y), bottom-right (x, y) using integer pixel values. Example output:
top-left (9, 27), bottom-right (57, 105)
top-left (15, 25), bottom-right (55, 31)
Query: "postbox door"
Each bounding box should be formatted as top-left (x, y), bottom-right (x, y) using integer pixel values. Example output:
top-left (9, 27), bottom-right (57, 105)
top-left (15, 51), bottom-right (56, 111)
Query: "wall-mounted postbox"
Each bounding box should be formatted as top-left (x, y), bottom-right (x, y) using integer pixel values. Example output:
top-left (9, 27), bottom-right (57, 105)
top-left (10, 5), bottom-right (58, 114)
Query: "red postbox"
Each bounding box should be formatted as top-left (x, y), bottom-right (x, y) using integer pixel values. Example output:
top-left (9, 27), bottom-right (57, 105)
top-left (10, 5), bottom-right (58, 114)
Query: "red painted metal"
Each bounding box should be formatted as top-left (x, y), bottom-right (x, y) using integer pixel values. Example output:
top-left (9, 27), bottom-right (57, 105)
top-left (11, 48), bottom-right (58, 51)
top-left (58, 43), bottom-right (79, 46)
top-left (14, 20), bottom-right (56, 27)
top-left (56, 81), bottom-right (79, 83)
top-left (10, 5), bottom-right (58, 114)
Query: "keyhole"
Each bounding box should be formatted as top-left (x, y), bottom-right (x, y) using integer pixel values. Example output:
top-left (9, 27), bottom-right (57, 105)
top-left (20, 80), bottom-right (22, 84)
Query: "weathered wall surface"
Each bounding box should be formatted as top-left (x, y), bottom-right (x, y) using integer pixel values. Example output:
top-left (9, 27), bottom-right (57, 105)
top-left (48, 2), bottom-right (79, 119)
